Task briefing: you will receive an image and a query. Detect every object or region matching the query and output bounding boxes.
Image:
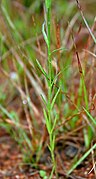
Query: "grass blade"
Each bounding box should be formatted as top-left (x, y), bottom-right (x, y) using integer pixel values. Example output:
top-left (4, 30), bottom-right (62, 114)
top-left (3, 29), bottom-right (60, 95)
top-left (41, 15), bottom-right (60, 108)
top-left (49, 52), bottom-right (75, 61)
top-left (42, 22), bottom-right (49, 48)
top-left (51, 88), bottom-right (60, 110)
top-left (36, 59), bottom-right (49, 80)
top-left (83, 107), bottom-right (96, 126)
top-left (67, 143), bottom-right (96, 175)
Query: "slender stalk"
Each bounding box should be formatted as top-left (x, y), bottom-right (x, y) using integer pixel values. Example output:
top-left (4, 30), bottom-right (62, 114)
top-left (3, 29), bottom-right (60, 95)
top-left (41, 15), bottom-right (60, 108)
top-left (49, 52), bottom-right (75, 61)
top-left (47, 6), bottom-right (52, 106)
top-left (44, 0), bottom-right (57, 178)
top-left (47, 4), bottom-right (56, 177)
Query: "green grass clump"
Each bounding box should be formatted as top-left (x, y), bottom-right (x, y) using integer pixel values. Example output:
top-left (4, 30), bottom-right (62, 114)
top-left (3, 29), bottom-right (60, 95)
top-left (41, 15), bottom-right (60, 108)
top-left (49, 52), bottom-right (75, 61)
top-left (37, 0), bottom-right (60, 177)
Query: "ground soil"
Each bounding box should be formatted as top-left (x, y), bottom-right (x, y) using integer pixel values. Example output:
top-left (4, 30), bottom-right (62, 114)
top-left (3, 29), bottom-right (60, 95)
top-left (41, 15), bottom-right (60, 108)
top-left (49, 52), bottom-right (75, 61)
top-left (0, 128), bottom-right (95, 179)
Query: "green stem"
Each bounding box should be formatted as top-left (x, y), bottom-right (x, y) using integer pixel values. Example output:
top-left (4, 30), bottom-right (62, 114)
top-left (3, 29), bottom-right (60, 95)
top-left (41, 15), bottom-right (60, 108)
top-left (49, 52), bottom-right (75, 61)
top-left (47, 7), bottom-right (52, 104)
top-left (46, 3), bottom-right (56, 178)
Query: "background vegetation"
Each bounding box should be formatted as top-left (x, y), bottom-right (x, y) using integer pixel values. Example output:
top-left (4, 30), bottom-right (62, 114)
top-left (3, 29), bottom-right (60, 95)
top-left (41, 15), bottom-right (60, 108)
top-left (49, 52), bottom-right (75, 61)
top-left (0, 0), bottom-right (96, 178)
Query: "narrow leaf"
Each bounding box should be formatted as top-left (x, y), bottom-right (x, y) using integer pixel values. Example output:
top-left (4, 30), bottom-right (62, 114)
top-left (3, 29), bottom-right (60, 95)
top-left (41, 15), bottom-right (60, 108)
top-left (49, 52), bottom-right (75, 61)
top-left (51, 88), bottom-right (60, 110)
top-left (0, 104), bottom-right (14, 120)
top-left (36, 59), bottom-right (49, 80)
top-left (83, 107), bottom-right (96, 126)
top-left (51, 47), bottom-right (68, 55)
top-left (51, 115), bottom-right (58, 134)
top-left (42, 22), bottom-right (49, 47)
top-left (51, 65), bottom-right (70, 87)
top-left (41, 94), bottom-right (47, 106)
top-left (43, 109), bottom-right (51, 133)
top-left (67, 143), bottom-right (96, 175)
top-left (1, 6), bottom-right (15, 30)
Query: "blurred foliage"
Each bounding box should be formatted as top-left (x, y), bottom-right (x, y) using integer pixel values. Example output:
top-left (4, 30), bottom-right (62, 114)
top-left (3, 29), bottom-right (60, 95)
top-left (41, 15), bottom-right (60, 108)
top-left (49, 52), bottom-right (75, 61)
top-left (23, 0), bottom-right (32, 7)
top-left (0, 0), bottom-right (96, 174)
